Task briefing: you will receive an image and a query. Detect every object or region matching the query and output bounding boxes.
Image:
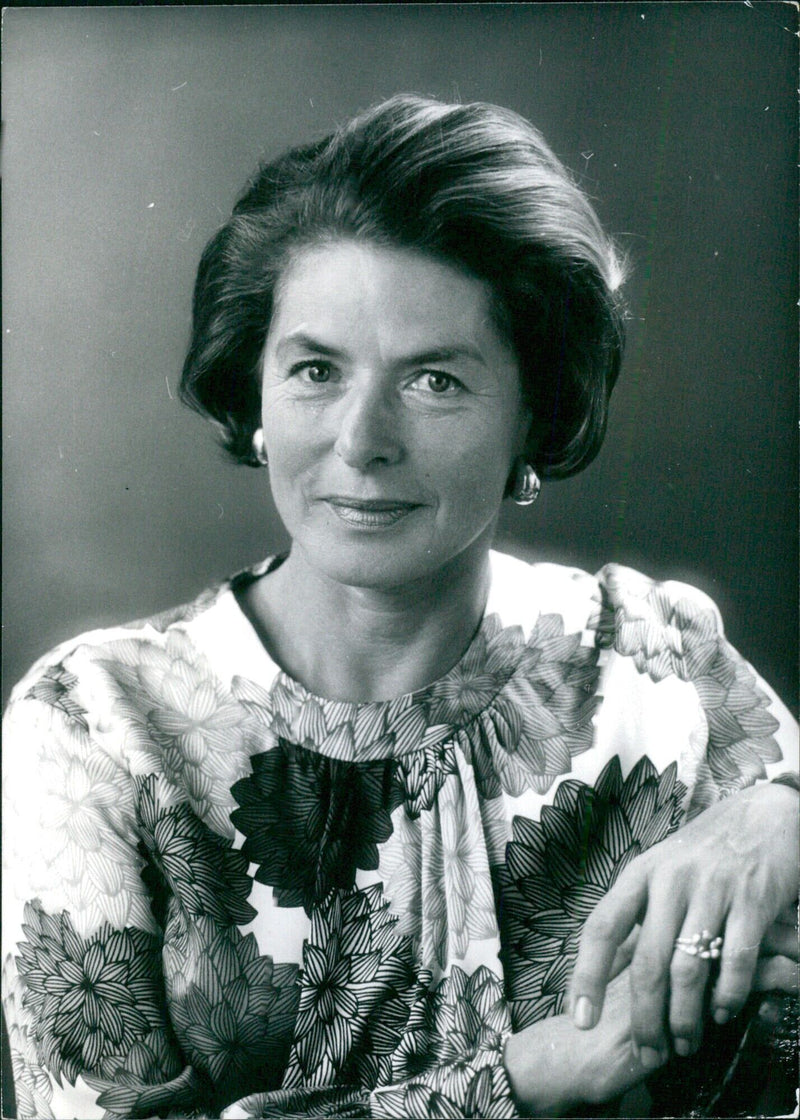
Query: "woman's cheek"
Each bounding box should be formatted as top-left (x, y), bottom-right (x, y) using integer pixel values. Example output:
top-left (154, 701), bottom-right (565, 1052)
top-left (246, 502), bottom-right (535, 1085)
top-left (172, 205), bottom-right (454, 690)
top-left (447, 441), bottom-right (510, 507)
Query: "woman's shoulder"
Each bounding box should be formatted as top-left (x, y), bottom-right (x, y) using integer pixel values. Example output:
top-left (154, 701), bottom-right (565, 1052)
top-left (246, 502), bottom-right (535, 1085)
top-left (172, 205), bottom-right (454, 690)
top-left (593, 561), bottom-right (724, 625)
top-left (5, 559), bottom-right (279, 709)
top-left (489, 549), bottom-right (796, 784)
top-left (488, 549), bottom-right (724, 637)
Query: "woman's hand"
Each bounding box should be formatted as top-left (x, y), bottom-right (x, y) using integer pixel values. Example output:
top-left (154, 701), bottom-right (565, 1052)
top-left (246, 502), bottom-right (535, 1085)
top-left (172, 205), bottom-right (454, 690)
top-left (567, 781), bottom-right (798, 1064)
top-left (504, 969), bottom-right (657, 1116)
top-left (754, 903), bottom-right (799, 991)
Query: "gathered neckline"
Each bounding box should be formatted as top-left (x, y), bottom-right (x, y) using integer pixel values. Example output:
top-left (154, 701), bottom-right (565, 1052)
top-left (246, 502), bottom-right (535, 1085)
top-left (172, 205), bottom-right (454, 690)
top-left (169, 551), bottom-right (602, 765)
top-left (206, 555), bottom-right (536, 759)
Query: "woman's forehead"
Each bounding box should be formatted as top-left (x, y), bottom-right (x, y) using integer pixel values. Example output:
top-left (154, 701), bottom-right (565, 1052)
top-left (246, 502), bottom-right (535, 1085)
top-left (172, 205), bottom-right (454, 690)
top-left (269, 239), bottom-right (506, 357)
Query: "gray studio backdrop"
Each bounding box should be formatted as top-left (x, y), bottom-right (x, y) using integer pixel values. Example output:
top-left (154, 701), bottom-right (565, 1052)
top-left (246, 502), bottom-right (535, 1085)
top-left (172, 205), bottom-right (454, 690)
top-left (3, 3), bottom-right (797, 711)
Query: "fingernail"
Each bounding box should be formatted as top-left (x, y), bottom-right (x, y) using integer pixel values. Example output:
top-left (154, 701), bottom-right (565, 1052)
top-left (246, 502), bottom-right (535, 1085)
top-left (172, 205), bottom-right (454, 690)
top-left (574, 996), bottom-right (596, 1029)
top-left (640, 1047), bottom-right (666, 1070)
top-left (713, 1008), bottom-right (730, 1025)
top-left (674, 1038), bottom-right (692, 1057)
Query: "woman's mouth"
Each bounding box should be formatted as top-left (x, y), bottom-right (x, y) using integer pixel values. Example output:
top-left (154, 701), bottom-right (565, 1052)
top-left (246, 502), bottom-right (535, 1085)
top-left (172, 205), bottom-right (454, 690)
top-left (323, 498), bottom-right (421, 528)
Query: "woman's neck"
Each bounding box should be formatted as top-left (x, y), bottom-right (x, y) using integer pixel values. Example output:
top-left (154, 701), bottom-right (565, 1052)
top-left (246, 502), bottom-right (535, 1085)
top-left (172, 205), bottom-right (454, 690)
top-left (238, 546), bottom-right (492, 702)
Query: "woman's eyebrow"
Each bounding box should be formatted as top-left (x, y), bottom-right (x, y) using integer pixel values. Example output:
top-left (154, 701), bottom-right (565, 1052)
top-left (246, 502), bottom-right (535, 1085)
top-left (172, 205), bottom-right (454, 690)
top-left (274, 334), bottom-right (488, 367)
top-left (274, 332), bottom-right (345, 359)
top-left (396, 345), bottom-right (487, 368)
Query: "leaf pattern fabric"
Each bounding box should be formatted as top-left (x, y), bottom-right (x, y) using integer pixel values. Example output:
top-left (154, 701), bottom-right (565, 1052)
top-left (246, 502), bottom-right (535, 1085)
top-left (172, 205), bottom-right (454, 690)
top-left (2, 552), bottom-right (797, 1118)
top-left (230, 743), bottom-right (400, 915)
top-left (165, 914), bottom-right (299, 1110)
top-left (497, 756), bottom-right (687, 1030)
top-left (14, 901), bottom-right (185, 1112)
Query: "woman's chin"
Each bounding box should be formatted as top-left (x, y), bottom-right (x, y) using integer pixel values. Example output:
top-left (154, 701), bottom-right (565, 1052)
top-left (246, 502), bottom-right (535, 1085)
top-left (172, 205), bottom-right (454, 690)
top-left (308, 548), bottom-right (439, 592)
top-left (290, 532), bottom-right (464, 594)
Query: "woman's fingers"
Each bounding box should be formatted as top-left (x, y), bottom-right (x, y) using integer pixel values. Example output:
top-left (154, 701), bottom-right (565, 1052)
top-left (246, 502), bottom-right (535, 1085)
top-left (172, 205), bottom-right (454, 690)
top-left (753, 954), bottom-right (799, 993)
top-left (570, 785), bottom-right (797, 1051)
top-left (609, 926), bottom-right (641, 981)
top-left (569, 863), bottom-right (648, 1029)
top-left (710, 909), bottom-right (764, 1023)
top-left (762, 913), bottom-right (799, 960)
top-left (624, 878), bottom-right (690, 1065)
top-left (668, 906), bottom-right (726, 1055)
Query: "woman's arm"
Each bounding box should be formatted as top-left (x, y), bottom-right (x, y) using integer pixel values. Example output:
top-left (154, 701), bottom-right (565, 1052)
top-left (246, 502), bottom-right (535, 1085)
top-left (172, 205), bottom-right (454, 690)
top-left (224, 960), bottom-right (521, 1120)
top-left (567, 780), bottom-right (798, 1062)
top-left (2, 673), bottom-right (205, 1119)
top-left (568, 566), bottom-right (800, 1063)
top-left (504, 968), bottom-right (653, 1116)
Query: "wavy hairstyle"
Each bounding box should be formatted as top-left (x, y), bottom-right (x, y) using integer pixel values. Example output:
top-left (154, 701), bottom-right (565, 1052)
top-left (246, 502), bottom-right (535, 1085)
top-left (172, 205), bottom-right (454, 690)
top-left (180, 94), bottom-right (627, 480)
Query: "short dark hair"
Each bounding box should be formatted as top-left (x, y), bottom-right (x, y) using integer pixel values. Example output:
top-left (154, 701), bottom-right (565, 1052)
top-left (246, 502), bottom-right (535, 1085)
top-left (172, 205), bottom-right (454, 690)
top-left (180, 94), bottom-right (626, 479)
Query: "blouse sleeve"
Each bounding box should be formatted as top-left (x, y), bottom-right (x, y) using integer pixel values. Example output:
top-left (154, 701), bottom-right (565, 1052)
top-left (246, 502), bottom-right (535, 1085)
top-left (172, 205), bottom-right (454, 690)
top-left (220, 1054), bottom-right (515, 1120)
top-left (220, 980), bottom-right (517, 1120)
top-left (216, 876), bottom-right (518, 1118)
top-left (596, 564), bottom-right (799, 811)
top-left (2, 676), bottom-right (206, 1119)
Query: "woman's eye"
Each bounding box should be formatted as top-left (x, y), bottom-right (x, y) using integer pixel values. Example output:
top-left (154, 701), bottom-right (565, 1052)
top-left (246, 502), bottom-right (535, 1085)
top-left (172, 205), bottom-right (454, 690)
top-left (418, 371), bottom-right (461, 394)
top-left (292, 362), bottom-right (332, 383)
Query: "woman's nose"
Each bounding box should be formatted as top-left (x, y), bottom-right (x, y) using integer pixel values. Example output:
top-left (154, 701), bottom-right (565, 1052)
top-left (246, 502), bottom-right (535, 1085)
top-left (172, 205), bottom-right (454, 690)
top-left (333, 380), bottom-right (403, 469)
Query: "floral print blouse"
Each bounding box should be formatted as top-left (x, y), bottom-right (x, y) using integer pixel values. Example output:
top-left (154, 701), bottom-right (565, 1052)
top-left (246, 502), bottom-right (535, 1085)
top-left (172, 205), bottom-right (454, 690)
top-left (3, 551), bottom-right (797, 1119)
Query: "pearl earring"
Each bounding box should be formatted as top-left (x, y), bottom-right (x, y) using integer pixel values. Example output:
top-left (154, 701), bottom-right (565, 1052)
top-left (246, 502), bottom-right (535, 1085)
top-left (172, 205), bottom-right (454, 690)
top-left (252, 428), bottom-right (269, 466)
top-left (511, 460), bottom-right (541, 506)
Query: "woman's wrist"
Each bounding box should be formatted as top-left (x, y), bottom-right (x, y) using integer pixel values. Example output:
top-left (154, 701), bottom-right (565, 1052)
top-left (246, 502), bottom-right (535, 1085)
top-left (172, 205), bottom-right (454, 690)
top-left (503, 1018), bottom-right (585, 1117)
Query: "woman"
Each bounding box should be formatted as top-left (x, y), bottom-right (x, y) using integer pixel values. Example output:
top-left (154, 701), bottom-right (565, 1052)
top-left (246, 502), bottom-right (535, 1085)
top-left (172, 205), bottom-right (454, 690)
top-left (3, 95), bottom-right (797, 1119)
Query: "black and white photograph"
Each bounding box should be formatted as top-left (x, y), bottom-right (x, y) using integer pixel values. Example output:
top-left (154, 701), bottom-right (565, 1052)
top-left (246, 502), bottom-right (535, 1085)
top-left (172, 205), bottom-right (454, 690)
top-left (3, 5), bottom-right (798, 1118)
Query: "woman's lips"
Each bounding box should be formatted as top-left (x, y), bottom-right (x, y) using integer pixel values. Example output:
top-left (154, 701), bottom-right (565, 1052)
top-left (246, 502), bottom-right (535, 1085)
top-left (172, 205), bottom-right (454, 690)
top-left (322, 497), bottom-right (422, 528)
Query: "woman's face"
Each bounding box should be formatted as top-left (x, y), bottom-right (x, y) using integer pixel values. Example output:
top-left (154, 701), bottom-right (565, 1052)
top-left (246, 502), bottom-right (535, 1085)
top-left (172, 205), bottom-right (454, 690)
top-left (260, 240), bottom-right (531, 591)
